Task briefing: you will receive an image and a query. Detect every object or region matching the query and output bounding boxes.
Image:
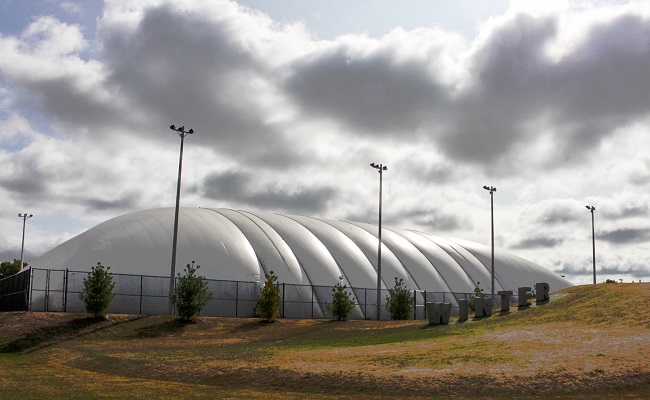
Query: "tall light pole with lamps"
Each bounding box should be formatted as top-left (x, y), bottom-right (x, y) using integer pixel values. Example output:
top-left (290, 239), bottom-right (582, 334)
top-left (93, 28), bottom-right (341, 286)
top-left (370, 162), bottom-right (387, 320)
top-left (483, 185), bottom-right (496, 302)
top-left (18, 213), bottom-right (33, 271)
top-left (169, 124), bottom-right (194, 314)
top-left (585, 205), bottom-right (596, 284)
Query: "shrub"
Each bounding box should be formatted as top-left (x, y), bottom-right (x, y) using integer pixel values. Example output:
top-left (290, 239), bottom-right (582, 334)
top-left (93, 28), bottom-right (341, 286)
top-left (468, 281), bottom-right (484, 312)
top-left (0, 259), bottom-right (25, 279)
top-left (172, 261), bottom-right (211, 322)
top-left (79, 263), bottom-right (115, 319)
top-left (385, 277), bottom-right (413, 320)
top-left (327, 276), bottom-right (355, 321)
top-left (257, 271), bottom-right (281, 322)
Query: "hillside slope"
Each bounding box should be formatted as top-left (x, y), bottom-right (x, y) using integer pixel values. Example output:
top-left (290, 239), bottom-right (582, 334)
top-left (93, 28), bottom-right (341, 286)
top-left (1, 283), bottom-right (648, 399)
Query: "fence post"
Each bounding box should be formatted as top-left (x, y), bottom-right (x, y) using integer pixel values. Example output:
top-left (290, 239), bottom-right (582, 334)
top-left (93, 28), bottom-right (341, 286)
top-left (363, 287), bottom-right (369, 319)
top-left (28, 268), bottom-right (34, 311)
top-left (45, 269), bottom-right (50, 312)
top-left (311, 286), bottom-right (314, 319)
top-left (235, 281), bottom-right (239, 317)
top-left (282, 282), bottom-right (286, 318)
top-left (139, 275), bottom-right (143, 315)
top-left (412, 290), bottom-right (415, 320)
top-left (423, 291), bottom-right (427, 320)
top-left (63, 268), bottom-right (68, 312)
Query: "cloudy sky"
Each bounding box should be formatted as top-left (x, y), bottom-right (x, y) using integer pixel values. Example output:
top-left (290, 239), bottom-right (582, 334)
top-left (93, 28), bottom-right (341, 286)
top-left (2, 0), bottom-right (649, 285)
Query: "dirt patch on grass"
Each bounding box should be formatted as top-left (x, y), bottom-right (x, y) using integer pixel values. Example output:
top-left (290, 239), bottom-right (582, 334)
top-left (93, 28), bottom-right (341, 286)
top-left (0, 313), bottom-right (144, 353)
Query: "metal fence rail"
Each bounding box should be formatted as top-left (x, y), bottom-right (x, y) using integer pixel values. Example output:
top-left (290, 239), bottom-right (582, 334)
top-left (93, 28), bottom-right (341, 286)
top-left (19, 268), bottom-right (483, 320)
top-left (0, 269), bottom-right (30, 312)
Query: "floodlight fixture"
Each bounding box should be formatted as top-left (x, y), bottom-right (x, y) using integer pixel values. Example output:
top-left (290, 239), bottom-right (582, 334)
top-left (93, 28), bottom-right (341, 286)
top-left (483, 185), bottom-right (497, 302)
top-left (18, 213), bottom-right (34, 271)
top-left (370, 162), bottom-right (387, 320)
top-left (586, 205), bottom-right (596, 284)
top-left (168, 123), bottom-right (195, 315)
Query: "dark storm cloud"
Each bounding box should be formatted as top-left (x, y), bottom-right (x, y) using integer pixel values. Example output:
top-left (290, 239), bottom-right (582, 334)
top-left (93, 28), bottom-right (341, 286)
top-left (401, 208), bottom-right (464, 231)
top-left (601, 204), bottom-right (649, 219)
top-left (282, 10), bottom-right (650, 171)
top-left (0, 153), bottom-right (52, 198)
top-left (285, 47), bottom-right (447, 133)
top-left (538, 208), bottom-right (580, 225)
top-left (0, 173), bottom-right (48, 197)
top-left (439, 13), bottom-right (559, 164)
top-left (558, 260), bottom-right (650, 279)
top-left (597, 265), bottom-right (650, 278)
top-left (512, 236), bottom-right (563, 249)
top-left (0, 249), bottom-right (19, 263)
top-left (554, 261), bottom-right (584, 275)
top-left (398, 157), bottom-right (457, 184)
top-left (99, 3), bottom-right (301, 166)
top-left (83, 195), bottom-right (140, 211)
top-left (202, 170), bottom-right (335, 214)
top-left (442, 13), bottom-right (650, 167)
top-left (6, 3), bottom-right (650, 176)
top-left (23, 77), bottom-right (123, 132)
top-left (598, 227), bottom-right (650, 244)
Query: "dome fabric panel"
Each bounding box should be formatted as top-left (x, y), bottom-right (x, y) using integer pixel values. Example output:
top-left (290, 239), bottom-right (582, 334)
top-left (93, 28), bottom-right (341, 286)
top-left (209, 209), bottom-right (306, 284)
top-left (32, 207), bottom-right (572, 300)
top-left (286, 215), bottom-right (378, 289)
top-left (397, 230), bottom-right (476, 293)
top-left (321, 219), bottom-right (410, 290)
top-left (418, 232), bottom-right (497, 294)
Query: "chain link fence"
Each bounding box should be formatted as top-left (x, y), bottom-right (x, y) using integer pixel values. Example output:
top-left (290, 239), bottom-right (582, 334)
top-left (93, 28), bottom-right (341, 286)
top-left (7, 268), bottom-right (486, 320)
top-left (0, 268), bottom-right (30, 312)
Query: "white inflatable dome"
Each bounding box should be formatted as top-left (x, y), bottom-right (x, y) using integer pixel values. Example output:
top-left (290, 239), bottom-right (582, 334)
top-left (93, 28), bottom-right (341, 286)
top-left (32, 207), bottom-right (571, 295)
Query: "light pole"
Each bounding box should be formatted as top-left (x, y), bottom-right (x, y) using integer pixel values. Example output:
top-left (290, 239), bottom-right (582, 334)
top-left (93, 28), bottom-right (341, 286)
top-left (370, 162), bottom-right (387, 320)
top-left (18, 213), bottom-right (33, 271)
top-left (585, 205), bottom-right (596, 284)
top-left (483, 185), bottom-right (496, 302)
top-left (169, 124), bottom-right (194, 314)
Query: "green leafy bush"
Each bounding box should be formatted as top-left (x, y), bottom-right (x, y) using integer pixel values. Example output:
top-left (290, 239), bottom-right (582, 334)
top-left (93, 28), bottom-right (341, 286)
top-left (327, 276), bottom-right (356, 321)
top-left (0, 259), bottom-right (25, 279)
top-left (79, 263), bottom-right (115, 319)
top-left (257, 271), bottom-right (281, 322)
top-left (385, 277), bottom-right (413, 320)
top-left (172, 261), bottom-right (211, 322)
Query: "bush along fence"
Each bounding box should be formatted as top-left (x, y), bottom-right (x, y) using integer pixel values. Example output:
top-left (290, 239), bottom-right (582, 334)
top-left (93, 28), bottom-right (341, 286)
top-left (0, 267), bottom-right (521, 321)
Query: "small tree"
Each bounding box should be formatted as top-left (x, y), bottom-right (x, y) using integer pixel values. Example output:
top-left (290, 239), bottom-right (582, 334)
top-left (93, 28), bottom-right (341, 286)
top-left (385, 277), bottom-right (413, 320)
top-left (172, 261), bottom-right (211, 322)
top-left (327, 276), bottom-right (356, 321)
top-left (468, 281), bottom-right (484, 312)
top-left (256, 271), bottom-right (281, 322)
top-left (79, 263), bottom-right (115, 319)
top-left (0, 259), bottom-right (25, 279)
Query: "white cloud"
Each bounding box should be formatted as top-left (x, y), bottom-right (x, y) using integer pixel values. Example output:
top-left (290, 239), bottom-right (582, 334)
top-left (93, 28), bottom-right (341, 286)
top-left (1, 0), bottom-right (649, 285)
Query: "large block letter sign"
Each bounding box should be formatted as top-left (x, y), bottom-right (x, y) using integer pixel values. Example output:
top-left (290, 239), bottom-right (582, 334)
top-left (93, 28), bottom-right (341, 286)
top-left (426, 302), bottom-right (452, 325)
top-left (535, 283), bottom-right (550, 303)
top-left (474, 298), bottom-right (492, 318)
top-left (518, 287), bottom-right (531, 308)
top-left (498, 291), bottom-right (513, 312)
top-left (458, 299), bottom-right (468, 321)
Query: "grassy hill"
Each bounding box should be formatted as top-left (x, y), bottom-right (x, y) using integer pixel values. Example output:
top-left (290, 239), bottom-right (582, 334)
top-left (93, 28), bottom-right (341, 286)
top-left (1, 283), bottom-right (648, 399)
